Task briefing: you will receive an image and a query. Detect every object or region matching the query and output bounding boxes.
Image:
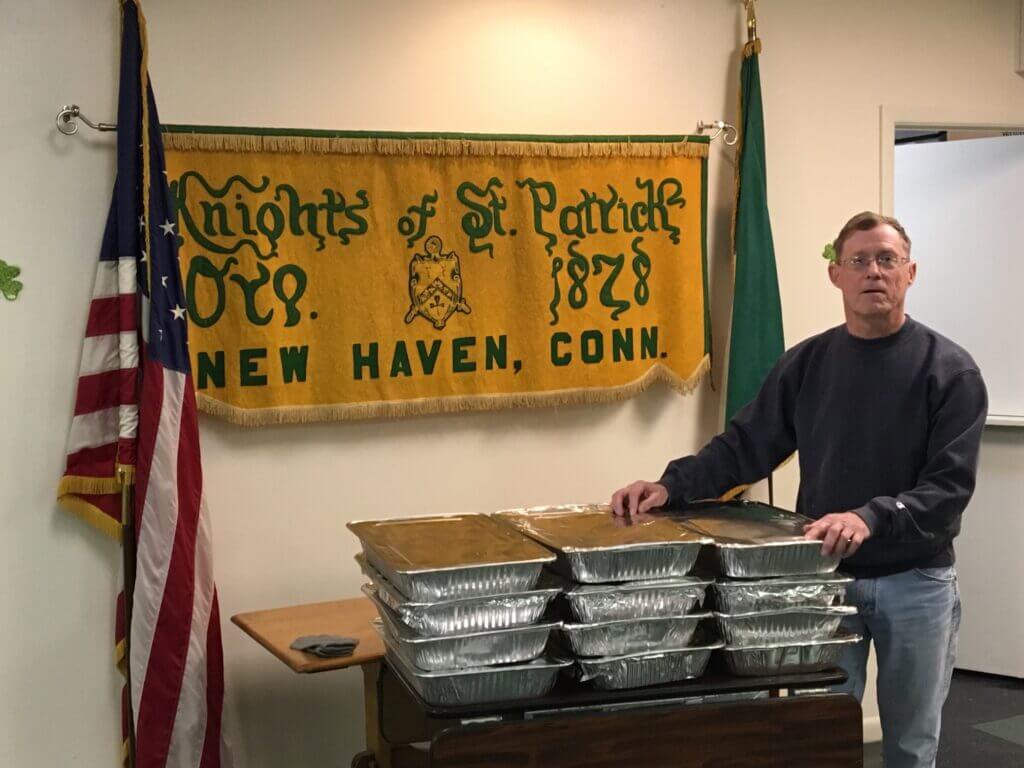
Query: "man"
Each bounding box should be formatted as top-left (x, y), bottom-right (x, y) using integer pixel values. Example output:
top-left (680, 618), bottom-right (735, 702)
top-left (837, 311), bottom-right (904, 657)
top-left (611, 212), bottom-right (987, 768)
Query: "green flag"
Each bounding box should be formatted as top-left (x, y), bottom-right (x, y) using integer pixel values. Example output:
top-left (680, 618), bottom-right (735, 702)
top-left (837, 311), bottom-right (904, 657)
top-left (724, 39), bottom-right (784, 423)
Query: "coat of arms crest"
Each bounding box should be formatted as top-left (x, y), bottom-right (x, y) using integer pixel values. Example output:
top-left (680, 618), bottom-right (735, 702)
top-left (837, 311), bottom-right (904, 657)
top-left (404, 235), bottom-right (471, 329)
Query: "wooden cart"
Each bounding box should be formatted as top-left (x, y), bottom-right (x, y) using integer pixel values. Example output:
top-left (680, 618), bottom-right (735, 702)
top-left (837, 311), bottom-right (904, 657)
top-left (234, 598), bottom-right (863, 768)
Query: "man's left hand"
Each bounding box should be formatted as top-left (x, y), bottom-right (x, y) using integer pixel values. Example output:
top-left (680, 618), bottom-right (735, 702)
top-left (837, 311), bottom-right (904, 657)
top-left (803, 512), bottom-right (871, 558)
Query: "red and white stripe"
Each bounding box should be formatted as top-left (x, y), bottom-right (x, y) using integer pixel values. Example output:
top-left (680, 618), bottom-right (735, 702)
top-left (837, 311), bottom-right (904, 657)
top-left (129, 355), bottom-right (226, 768)
top-left (64, 250), bottom-right (227, 767)
top-left (126, 342), bottom-right (225, 768)
top-left (65, 256), bottom-right (140, 487)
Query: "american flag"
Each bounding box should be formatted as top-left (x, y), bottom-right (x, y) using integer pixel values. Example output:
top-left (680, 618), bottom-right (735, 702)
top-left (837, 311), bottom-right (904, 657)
top-left (58, 3), bottom-right (227, 766)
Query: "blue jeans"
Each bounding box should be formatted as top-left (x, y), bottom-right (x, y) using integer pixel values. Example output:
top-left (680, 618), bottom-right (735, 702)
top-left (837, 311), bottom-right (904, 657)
top-left (833, 567), bottom-right (961, 768)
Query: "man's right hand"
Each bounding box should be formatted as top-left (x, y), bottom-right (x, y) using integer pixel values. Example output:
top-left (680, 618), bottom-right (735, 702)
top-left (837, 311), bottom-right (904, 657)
top-left (611, 481), bottom-right (669, 517)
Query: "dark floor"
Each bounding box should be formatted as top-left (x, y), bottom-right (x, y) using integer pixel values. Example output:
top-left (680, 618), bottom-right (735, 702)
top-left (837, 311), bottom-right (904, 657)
top-left (864, 669), bottom-right (1024, 767)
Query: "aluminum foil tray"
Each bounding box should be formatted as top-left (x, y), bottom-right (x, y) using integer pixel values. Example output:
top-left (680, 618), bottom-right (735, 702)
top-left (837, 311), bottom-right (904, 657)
top-left (576, 641), bottom-right (723, 690)
top-left (493, 504), bottom-right (709, 583)
top-left (670, 502), bottom-right (841, 577)
top-left (711, 573), bottom-right (852, 613)
top-left (372, 617), bottom-right (559, 672)
top-left (714, 606), bottom-right (857, 646)
top-left (561, 613), bottom-right (709, 657)
top-left (565, 577), bottom-right (711, 623)
top-left (385, 641), bottom-right (571, 706)
top-left (362, 582), bottom-right (559, 637)
top-left (720, 631), bottom-right (862, 676)
top-left (348, 514), bottom-right (555, 601)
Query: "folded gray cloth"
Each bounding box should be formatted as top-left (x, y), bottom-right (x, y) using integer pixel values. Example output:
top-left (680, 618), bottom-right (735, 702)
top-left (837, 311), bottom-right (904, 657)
top-left (290, 634), bottom-right (359, 658)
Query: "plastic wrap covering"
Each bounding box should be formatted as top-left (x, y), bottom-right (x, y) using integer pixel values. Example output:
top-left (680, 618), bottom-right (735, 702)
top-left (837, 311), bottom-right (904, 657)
top-left (565, 577), bottom-right (711, 622)
top-left (669, 502), bottom-right (841, 577)
top-left (385, 643), bottom-right (571, 706)
top-left (348, 514), bottom-right (554, 601)
top-left (372, 618), bottom-right (559, 671)
top-left (561, 613), bottom-right (709, 657)
top-left (575, 641), bottom-right (723, 690)
top-left (711, 574), bottom-right (852, 613)
top-left (362, 583), bottom-right (558, 638)
top-left (493, 504), bottom-right (709, 583)
top-left (714, 606), bottom-right (856, 646)
top-left (720, 631), bottom-right (862, 676)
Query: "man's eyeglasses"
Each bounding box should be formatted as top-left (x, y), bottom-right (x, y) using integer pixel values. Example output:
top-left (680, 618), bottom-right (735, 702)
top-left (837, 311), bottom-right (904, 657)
top-left (841, 253), bottom-right (910, 271)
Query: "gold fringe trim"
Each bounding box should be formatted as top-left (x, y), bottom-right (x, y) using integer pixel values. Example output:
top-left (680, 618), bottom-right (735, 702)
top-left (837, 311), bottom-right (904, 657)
top-left (56, 489), bottom-right (123, 542)
top-left (58, 474), bottom-right (122, 496)
top-left (196, 357), bottom-right (711, 427)
top-left (116, 463), bottom-right (136, 487)
top-left (163, 131), bottom-right (709, 159)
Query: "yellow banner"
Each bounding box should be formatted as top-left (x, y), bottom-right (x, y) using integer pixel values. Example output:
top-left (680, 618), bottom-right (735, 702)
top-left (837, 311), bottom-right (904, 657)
top-left (163, 130), bottom-right (710, 425)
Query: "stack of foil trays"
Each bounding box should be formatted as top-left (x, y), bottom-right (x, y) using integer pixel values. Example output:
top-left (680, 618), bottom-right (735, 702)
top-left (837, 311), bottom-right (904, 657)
top-left (349, 514), bottom-right (568, 705)
top-left (493, 504), bottom-right (720, 690)
top-left (670, 502), bottom-right (863, 676)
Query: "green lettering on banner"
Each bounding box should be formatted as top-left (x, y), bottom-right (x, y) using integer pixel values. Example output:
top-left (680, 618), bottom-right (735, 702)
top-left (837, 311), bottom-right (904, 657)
top-left (632, 236), bottom-right (651, 306)
top-left (611, 328), bottom-right (634, 362)
top-left (196, 351), bottom-right (225, 389)
top-left (334, 190), bottom-right (370, 245)
top-left (640, 326), bottom-right (659, 359)
top-left (515, 178), bottom-right (557, 256)
top-left (229, 262), bottom-right (274, 326)
top-left (657, 177), bottom-right (686, 244)
top-left (548, 256), bottom-right (564, 326)
top-left (273, 264), bottom-right (307, 327)
top-left (279, 346), bottom-right (309, 383)
top-left (596, 185), bottom-right (623, 234)
top-left (457, 178), bottom-right (506, 258)
top-left (201, 201), bottom-right (235, 238)
top-left (581, 329), bottom-right (603, 364)
top-left (416, 340), bottom-right (442, 375)
top-left (257, 202), bottom-right (285, 246)
top-left (171, 171), bottom-right (371, 259)
top-left (566, 241), bottom-right (589, 309)
top-left (172, 173), bottom-right (273, 257)
top-left (390, 341), bottom-right (413, 377)
top-left (353, 343), bottom-right (380, 380)
top-left (452, 337), bottom-right (476, 373)
top-left (240, 348), bottom-right (268, 386)
top-left (186, 255), bottom-right (237, 328)
top-left (397, 191), bottom-right (439, 248)
top-left (550, 332), bottom-right (572, 366)
top-left (485, 335), bottom-right (507, 371)
top-left (591, 252), bottom-right (629, 320)
top-left (275, 184), bottom-right (325, 251)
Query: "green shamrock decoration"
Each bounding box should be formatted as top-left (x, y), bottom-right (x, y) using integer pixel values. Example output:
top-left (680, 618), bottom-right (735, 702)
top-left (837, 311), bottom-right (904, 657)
top-left (0, 259), bottom-right (23, 301)
top-left (821, 242), bottom-right (838, 264)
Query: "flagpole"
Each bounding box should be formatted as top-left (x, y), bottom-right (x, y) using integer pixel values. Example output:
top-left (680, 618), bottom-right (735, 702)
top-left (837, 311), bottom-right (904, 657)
top-left (119, 467), bottom-right (137, 768)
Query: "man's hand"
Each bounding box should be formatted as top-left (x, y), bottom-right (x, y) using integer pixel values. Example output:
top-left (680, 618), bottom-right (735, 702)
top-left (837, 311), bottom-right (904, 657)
top-left (611, 481), bottom-right (669, 517)
top-left (803, 512), bottom-right (871, 558)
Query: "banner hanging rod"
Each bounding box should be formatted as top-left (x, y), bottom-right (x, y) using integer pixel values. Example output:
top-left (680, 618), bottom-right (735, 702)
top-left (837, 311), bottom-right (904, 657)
top-left (56, 104), bottom-right (116, 135)
top-left (56, 103), bottom-right (738, 145)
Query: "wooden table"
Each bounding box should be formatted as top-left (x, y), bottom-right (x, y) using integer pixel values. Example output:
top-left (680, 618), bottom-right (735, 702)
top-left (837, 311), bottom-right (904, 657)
top-left (232, 598), bottom-right (384, 673)
top-left (232, 598), bottom-right (863, 768)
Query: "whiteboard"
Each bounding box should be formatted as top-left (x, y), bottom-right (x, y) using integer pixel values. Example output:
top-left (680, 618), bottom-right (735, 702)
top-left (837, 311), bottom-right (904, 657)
top-left (894, 133), bottom-right (1024, 422)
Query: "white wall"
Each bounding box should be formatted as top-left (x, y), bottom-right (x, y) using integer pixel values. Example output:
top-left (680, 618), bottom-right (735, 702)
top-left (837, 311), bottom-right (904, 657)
top-left (3, 1), bottom-right (1022, 765)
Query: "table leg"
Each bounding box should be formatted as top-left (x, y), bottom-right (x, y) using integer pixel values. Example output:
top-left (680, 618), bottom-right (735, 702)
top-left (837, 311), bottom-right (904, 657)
top-left (360, 662), bottom-right (388, 768)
